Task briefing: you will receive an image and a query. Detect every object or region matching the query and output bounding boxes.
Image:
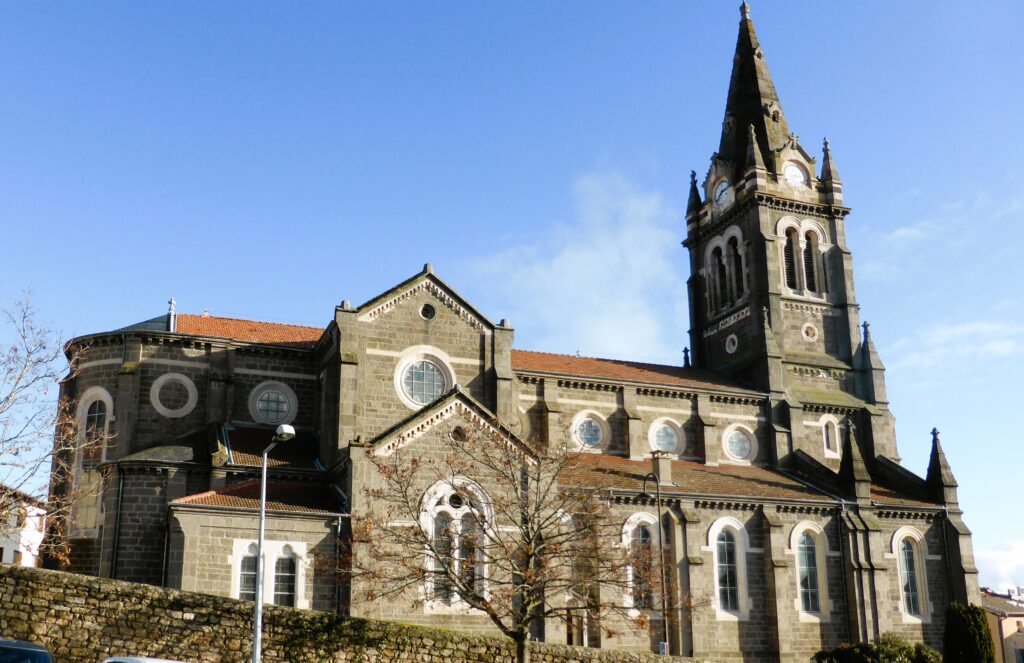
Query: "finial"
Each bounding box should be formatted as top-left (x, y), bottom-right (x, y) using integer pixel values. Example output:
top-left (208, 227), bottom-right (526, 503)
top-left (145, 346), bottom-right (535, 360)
top-left (575, 350), bottom-right (581, 357)
top-left (823, 137), bottom-right (831, 153)
top-left (168, 297), bottom-right (176, 315)
top-left (167, 297), bottom-right (177, 333)
top-left (862, 321), bottom-right (871, 339)
top-left (683, 347), bottom-right (691, 368)
top-left (740, 2), bottom-right (750, 19)
top-left (931, 427), bottom-right (940, 444)
top-left (690, 170), bottom-right (697, 184)
top-left (423, 263), bottom-right (433, 274)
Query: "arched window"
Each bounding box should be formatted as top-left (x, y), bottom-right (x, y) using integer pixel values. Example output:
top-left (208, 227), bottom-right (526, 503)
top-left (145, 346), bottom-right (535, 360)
top-left (803, 231), bottom-right (820, 293)
top-left (899, 539), bottom-right (922, 617)
top-left (84, 400), bottom-right (107, 460)
top-left (797, 533), bottom-right (820, 613)
top-left (239, 551), bottom-right (258, 602)
top-left (714, 248), bottom-right (729, 309)
top-left (716, 530), bottom-right (740, 612)
top-left (421, 479), bottom-right (491, 610)
top-left (728, 237), bottom-right (745, 301)
top-left (274, 554), bottom-right (297, 606)
top-left (630, 525), bottom-right (654, 609)
top-left (783, 228), bottom-right (799, 290)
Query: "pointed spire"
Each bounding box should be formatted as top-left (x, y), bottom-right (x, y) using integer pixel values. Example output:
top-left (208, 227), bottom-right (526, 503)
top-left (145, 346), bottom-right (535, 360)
top-left (717, 3), bottom-right (790, 178)
top-left (927, 428), bottom-right (959, 505)
top-left (820, 137), bottom-right (841, 184)
top-left (856, 321), bottom-right (888, 406)
top-left (686, 170), bottom-right (702, 216)
top-left (840, 422), bottom-right (871, 504)
top-left (682, 347), bottom-right (691, 368)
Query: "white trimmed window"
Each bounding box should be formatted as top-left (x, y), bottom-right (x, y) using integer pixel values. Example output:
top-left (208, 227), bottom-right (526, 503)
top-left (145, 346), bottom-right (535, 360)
top-left (393, 346), bottom-right (457, 410)
top-left (231, 539), bottom-right (309, 609)
top-left (571, 411), bottom-right (611, 452)
top-left (248, 381), bottom-right (298, 426)
top-left (721, 425), bottom-right (757, 464)
top-left (707, 517), bottom-right (751, 620)
top-left (72, 387), bottom-right (113, 537)
top-left (420, 478), bottom-right (491, 612)
top-left (788, 522), bottom-right (832, 620)
top-left (648, 418), bottom-right (683, 455)
top-left (891, 527), bottom-right (930, 622)
top-left (622, 512), bottom-right (659, 613)
top-left (821, 415), bottom-right (841, 459)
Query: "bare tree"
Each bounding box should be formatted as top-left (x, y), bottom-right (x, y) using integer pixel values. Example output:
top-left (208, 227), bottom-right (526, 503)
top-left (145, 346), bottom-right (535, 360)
top-left (0, 294), bottom-right (86, 565)
top-left (349, 407), bottom-right (670, 663)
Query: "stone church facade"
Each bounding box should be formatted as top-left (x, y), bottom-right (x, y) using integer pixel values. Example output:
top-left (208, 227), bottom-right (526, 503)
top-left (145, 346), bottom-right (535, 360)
top-left (51, 6), bottom-right (979, 661)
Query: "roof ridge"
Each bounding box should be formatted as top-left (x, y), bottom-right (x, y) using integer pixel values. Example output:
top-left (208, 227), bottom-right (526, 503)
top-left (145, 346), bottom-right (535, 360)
top-left (512, 348), bottom-right (682, 370)
top-left (177, 312), bottom-right (322, 331)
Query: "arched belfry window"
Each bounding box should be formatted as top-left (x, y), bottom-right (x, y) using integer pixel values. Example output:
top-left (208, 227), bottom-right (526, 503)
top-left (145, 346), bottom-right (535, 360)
top-left (728, 237), bottom-right (745, 301)
top-left (712, 247), bottom-right (728, 311)
top-left (803, 230), bottom-right (824, 293)
top-left (784, 228), bottom-right (799, 290)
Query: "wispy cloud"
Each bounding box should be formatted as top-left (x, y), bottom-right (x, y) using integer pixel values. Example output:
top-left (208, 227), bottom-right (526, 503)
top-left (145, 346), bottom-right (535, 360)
top-left (977, 540), bottom-right (1024, 592)
top-left (470, 171), bottom-right (687, 365)
top-left (889, 320), bottom-right (1024, 370)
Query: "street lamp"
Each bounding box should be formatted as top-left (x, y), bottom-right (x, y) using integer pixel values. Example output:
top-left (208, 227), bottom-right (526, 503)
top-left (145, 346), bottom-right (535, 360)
top-left (251, 423), bottom-right (295, 663)
top-left (640, 463), bottom-right (669, 656)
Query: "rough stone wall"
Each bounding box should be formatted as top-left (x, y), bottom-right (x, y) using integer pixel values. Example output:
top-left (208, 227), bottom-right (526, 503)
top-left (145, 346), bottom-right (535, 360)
top-left (0, 565), bottom-right (718, 663)
top-left (109, 468), bottom-right (171, 584)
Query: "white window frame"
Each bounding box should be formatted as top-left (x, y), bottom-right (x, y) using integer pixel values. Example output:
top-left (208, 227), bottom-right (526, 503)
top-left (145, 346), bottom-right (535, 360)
top-left (721, 424), bottom-right (757, 465)
top-left (621, 512), bottom-right (661, 617)
top-left (393, 345), bottom-right (457, 411)
top-left (419, 478), bottom-right (492, 614)
top-left (787, 521), bottom-right (834, 622)
top-left (705, 517), bottom-right (753, 621)
top-left (150, 372), bottom-right (199, 419)
top-left (820, 415), bottom-right (842, 460)
top-left (647, 418), bottom-right (683, 456)
top-left (71, 387), bottom-right (114, 538)
top-left (889, 526), bottom-right (931, 623)
top-left (775, 217), bottom-right (830, 300)
top-left (230, 538), bottom-right (309, 609)
top-left (570, 410), bottom-right (612, 453)
top-left (248, 380), bottom-right (298, 425)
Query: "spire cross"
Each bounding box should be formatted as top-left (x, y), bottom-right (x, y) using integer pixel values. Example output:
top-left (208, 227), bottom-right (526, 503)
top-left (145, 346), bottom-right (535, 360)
top-left (931, 427), bottom-right (940, 443)
top-left (740, 2), bottom-right (751, 19)
top-left (682, 347), bottom-right (691, 368)
top-left (862, 321), bottom-right (871, 339)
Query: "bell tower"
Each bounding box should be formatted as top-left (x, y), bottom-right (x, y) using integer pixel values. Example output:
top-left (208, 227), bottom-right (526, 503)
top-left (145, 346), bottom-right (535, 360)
top-left (684, 3), bottom-right (898, 464)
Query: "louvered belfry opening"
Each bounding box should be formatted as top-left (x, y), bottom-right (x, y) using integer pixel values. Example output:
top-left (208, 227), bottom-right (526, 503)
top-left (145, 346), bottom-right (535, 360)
top-left (784, 229), bottom-right (798, 289)
top-left (803, 231), bottom-right (818, 292)
top-left (728, 237), bottom-right (744, 300)
top-left (715, 247), bottom-right (729, 310)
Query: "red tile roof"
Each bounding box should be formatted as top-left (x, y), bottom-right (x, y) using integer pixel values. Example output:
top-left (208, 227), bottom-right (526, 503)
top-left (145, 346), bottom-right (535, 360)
top-left (870, 483), bottom-right (939, 508)
top-left (511, 349), bottom-right (761, 394)
top-left (176, 314), bottom-right (322, 347)
top-left (225, 426), bottom-right (320, 469)
top-left (564, 454), bottom-right (830, 502)
top-left (172, 480), bottom-right (339, 515)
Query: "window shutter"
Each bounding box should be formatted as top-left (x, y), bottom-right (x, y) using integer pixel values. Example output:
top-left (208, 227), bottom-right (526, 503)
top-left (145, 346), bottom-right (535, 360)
top-left (784, 232), bottom-right (798, 289)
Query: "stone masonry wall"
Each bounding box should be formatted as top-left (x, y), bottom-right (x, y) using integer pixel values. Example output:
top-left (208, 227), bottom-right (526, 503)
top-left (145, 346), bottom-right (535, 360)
top-left (0, 565), bottom-right (719, 663)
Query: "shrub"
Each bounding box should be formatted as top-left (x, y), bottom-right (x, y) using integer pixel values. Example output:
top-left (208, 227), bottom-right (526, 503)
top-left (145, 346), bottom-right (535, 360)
top-left (812, 632), bottom-right (941, 663)
top-left (944, 601), bottom-right (996, 663)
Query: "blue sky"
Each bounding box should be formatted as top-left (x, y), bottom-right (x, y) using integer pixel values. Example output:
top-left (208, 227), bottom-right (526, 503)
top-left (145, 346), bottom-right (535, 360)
top-left (2, 2), bottom-right (1022, 589)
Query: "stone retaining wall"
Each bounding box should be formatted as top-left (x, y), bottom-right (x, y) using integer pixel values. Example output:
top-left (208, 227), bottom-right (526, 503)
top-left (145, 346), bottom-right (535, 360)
top-left (0, 565), bottom-right (716, 663)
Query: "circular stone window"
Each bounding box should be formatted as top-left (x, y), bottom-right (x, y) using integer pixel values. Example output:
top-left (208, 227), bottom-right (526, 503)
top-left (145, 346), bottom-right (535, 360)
top-left (420, 304), bottom-right (436, 320)
top-left (571, 411), bottom-right (610, 450)
top-left (723, 427), bottom-right (756, 462)
top-left (802, 323), bottom-right (819, 342)
top-left (248, 381), bottom-right (298, 425)
top-left (649, 420), bottom-right (681, 454)
top-left (725, 334), bottom-right (739, 354)
top-left (402, 359), bottom-right (447, 405)
top-left (450, 426), bottom-right (468, 443)
top-left (150, 373), bottom-right (198, 419)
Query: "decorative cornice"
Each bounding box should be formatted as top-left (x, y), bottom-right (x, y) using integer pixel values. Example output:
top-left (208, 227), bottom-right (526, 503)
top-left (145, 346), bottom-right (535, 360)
top-left (708, 393), bottom-right (764, 406)
top-left (635, 387), bottom-right (697, 400)
top-left (358, 279), bottom-right (490, 333)
top-left (754, 193), bottom-right (850, 219)
top-left (556, 379), bottom-right (622, 393)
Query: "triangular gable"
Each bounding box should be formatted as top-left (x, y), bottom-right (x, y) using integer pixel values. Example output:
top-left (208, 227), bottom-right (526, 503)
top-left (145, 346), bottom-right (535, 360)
top-left (355, 265), bottom-right (495, 333)
top-left (367, 386), bottom-right (531, 458)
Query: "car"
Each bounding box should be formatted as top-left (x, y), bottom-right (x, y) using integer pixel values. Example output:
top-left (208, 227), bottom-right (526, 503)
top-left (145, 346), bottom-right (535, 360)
top-left (0, 640), bottom-right (54, 663)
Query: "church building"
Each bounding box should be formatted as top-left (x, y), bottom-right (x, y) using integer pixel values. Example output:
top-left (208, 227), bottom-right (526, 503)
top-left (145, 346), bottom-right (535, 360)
top-left (52, 5), bottom-right (979, 661)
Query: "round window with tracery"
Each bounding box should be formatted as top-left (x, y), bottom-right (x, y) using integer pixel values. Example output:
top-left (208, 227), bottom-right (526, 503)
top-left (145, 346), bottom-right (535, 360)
top-left (575, 417), bottom-right (604, 448)
top-left (653, 425), bottom-right (679, 453)
top-left (724, 429), bottom-right (754, 461)
top-left (257, 390), bottom-right (290, 423)
top-left (402, 359), bottom-right (447, 405)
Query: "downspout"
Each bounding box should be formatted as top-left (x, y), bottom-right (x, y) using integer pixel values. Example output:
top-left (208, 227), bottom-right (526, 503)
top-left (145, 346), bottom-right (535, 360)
top-left (335, 515), bottom-right (343, 615)
top-left (109, 467), bottom-right (124, 578)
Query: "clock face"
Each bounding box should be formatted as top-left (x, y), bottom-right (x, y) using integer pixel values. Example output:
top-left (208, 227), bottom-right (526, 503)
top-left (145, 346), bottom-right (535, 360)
top-left (713, 180), bottom-right (730, 205)
top-left (783, 163), bottom-right (806, 187)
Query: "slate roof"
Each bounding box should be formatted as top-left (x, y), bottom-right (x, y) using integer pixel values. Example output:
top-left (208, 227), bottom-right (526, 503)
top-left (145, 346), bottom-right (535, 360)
top-left (223, 426), bottom-right (321, 469)
top-left (563, 454), bottom-right (831, 503)
top-left (869, 483), bottom-right (940, 509)
top-left (981, 590), bottom-right (1024, 616)
top-left (511, 349), bottom-right (761, 395)
top-left (175, 314), bottom-right (323, 347)
top-left (172, 479), bottom-right (339, 515)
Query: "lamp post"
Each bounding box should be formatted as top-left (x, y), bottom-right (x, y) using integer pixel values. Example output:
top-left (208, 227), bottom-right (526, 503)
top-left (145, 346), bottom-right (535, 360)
top-left (640, 467), bottom-right (669, 656)
top-left (251, 423), bottom-right (296, 663)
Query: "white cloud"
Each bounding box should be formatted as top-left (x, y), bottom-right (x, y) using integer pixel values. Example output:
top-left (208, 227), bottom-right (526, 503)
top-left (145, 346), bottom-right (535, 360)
top-left (884, 221), bottom-right (934, 243)
top-left (977, 541), bottom-right (1024, 593)
top-left (889, 320), bottom-right (1024, 370)
top-left (470, 171), bottom-right (687, 365)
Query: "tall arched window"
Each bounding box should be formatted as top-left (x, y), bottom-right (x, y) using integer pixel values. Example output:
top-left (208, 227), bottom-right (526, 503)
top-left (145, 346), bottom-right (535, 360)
top-left (630, 525), bottom-right (654, 609)
top-left (433, 512), bottom-right (454, 603)
top-left (803, 231), bottom-right (820, 293)
top-left (899, 539), bottom-right (922, 617)
top-left (728, 237), bottom-right (745, 301)
top-left (783, 228), bottom-right (799, 290)
top-left (797, 533), bottom-right (820, 613)
top-left (422, 479), bottom-right (491, 610)
top-left (274, 554), bottom-right (297, 606)
top-left (459, 513), bottom-right (484, 594)
top-left (716, 530), bottom-right (740, 612)
top-left (84, 400), bottom-right (107, 461)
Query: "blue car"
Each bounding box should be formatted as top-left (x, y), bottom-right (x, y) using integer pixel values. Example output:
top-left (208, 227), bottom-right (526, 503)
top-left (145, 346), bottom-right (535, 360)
top-left (0, 641), bottom-right (54, 663)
